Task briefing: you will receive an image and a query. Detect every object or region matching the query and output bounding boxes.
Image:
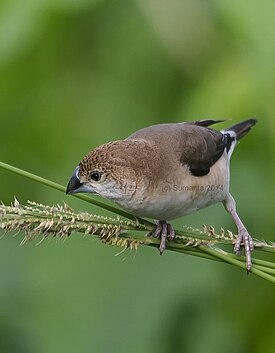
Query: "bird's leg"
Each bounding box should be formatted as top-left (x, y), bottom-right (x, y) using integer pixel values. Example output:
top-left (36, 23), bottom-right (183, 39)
top-left (159, 221), bottom-right (168, 254)
top-left (223, 194), bottom-right (254, 272)
top-left (149, 220), bottom-right (176, 254)
top-left (167, 223), bottom-right (176, 241)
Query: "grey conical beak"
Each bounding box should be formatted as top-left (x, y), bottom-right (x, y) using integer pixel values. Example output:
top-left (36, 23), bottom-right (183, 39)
top-left (66, 167), bottom-right (96, 195)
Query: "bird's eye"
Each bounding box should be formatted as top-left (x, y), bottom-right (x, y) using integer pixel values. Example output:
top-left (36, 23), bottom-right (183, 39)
top-left (89, 171), bottom-right (102, 182)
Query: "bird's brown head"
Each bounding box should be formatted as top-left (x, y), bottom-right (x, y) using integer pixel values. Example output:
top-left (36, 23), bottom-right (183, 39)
top-left (66, 140), bottom-right (151, 202)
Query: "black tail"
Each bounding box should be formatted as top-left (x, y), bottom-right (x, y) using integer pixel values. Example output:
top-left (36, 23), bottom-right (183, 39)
top-left (225, 118), bottom-right (257, 140)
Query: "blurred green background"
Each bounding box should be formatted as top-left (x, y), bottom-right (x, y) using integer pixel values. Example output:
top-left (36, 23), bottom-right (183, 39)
top-left (0, 0), bottom-right (275, 352)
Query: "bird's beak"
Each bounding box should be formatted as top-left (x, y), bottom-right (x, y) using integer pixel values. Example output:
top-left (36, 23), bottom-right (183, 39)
top-left (66, 166), bottom-right (96, 195)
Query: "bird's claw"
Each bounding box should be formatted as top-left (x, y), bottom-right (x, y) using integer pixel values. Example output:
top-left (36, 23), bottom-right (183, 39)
top-left (234, 229), bottom-right (254, 272)
top-left (148, 221), bottom-right (175, 254)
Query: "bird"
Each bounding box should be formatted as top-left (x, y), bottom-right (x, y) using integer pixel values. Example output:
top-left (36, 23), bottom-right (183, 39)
top-left (66, 119), bottom-right (257, 271)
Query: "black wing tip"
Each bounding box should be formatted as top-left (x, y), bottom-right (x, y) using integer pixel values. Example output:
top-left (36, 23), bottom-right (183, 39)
top-left (191, 119), bottom-right (227, 127)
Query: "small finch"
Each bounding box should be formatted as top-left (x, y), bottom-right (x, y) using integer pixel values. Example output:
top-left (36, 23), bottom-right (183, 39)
top-left (66, 119), bottom-right (257, 271)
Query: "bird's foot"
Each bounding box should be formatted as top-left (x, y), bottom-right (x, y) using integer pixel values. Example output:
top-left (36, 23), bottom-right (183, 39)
top-left (149, 220), bottom-right (175, 254)
top-left (234, 228), bottom-right (254, 272)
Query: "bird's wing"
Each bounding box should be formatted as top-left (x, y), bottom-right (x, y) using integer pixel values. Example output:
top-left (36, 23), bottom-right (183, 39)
top-left (127, 121), bottom-right (232, 177)
top-left (186, 119), bottom-right (226, 128)
top-left (176, 125), bottom-right (231, 176)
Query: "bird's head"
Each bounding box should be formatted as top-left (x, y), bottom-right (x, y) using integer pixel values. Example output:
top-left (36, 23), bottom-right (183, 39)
top-left (66, 141), bottom-right (145, 202)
